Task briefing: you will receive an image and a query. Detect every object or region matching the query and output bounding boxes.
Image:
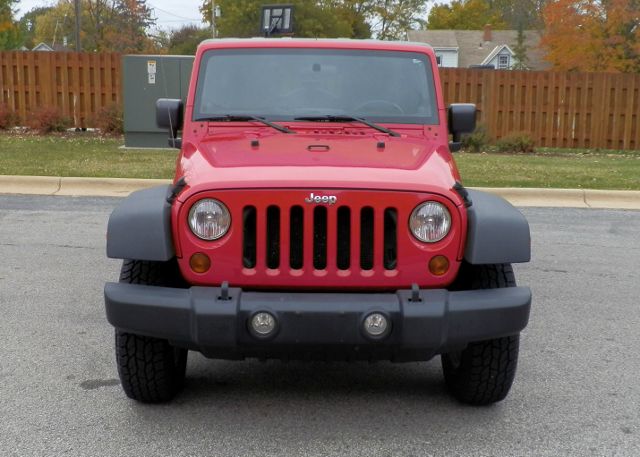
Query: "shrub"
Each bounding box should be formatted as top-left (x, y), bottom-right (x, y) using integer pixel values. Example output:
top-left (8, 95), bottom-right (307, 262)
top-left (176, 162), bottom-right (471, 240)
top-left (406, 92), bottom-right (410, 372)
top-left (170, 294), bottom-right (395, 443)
top-left (28, 107), bottom-right (72, 134)
top-left (462, 123), bottom-right (492, 152)
top-left (0, 104), bottom-right (19, 130)
top-left (94, 103), bottom-right (124, 135)
top-left (495, 132), bottom-right (535, 153)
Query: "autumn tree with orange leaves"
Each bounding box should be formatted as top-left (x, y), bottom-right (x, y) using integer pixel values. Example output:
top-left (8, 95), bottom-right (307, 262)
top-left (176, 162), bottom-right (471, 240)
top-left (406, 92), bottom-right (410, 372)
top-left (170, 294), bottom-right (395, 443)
top-left (541, 0), bottom-right (640, 72)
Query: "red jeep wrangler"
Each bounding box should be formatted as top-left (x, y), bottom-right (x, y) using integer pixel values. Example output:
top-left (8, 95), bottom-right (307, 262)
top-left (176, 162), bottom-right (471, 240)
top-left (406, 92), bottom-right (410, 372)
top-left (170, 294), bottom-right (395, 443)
top-left (105, 39), bottom-right (531, 405)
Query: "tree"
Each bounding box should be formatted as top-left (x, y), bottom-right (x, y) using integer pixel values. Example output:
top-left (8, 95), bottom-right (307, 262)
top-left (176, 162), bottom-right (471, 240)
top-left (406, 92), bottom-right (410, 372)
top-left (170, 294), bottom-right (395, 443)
top-left (330, 0), bottom-right (372, 38)
top-left (33, 0), bottom-right (159, 52)
top-left (366, 0), bottom-right (429, 39)
top-left (200, 0), bottom-right (429, 40)
top-left (18, 6), bottom-right (53, 49)
top-left (427, 0), bottom-right (546, 30)
top-left (490, 0), bottom-right (547, 29)
top-left (104, 0), bottom-right (157, 52)
top-left (200, 0), bottom-right (363, 39)
top-left (166, 24), bottom-right (211, 55)
top-left (427, 0), bottom-right (508, 30)
top-left (0, 0), bottom-right (21, 50)
top-left (511, 25), bottom-right (529, 69)
top-left (541, 0), bottom-right (640, 72)
top-left (33, 2), bottom-right (73, 48)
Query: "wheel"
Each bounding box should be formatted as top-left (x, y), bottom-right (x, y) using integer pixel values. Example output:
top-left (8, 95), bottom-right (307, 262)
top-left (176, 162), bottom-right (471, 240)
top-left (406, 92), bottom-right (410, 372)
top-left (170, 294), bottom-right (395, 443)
top-left (118, 258), bottom-right (187, 288)
top-left (441, 263), bottom-right (521, 405)
top-left (114, 260), bottom-right (188, 403)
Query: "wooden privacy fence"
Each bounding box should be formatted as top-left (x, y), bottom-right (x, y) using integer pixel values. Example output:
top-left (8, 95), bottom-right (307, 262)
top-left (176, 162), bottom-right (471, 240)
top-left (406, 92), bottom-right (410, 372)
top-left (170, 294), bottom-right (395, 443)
top-left (441, 68), bottom-right (640, 150)
top-left (1, 51), bottom-right (639, 150)
top-left (0, 51), bottom-right (121, 128)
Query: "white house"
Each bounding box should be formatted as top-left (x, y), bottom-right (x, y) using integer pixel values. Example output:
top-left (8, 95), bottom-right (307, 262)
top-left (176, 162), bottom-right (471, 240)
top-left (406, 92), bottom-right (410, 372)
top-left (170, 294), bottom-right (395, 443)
top-left (482, 44), bottom-right (515, 70)
top-left (407, 25), bottom-right (549, 71)
top-left (32, 42), bottom-right (54, 52)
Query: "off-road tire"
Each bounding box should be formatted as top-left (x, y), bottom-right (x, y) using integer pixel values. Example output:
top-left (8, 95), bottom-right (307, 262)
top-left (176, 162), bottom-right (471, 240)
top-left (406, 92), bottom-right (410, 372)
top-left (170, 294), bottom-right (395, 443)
top-left (115, 260), bottom-right (188, 403)
top-left (119, 258), bottom-right (187, 288)
top-left (442, 263), bottom-right (520, 405)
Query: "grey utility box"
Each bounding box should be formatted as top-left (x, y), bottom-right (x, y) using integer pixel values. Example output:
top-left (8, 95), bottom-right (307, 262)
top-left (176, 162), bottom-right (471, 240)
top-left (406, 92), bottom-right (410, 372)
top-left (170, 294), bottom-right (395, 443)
top-left (123, 55), bottom-right (194, 148)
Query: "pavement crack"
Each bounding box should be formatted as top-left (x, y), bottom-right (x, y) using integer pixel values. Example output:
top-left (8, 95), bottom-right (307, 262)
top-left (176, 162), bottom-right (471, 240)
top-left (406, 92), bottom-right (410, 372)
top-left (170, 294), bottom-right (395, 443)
top-left (55, 244), bottom-right (96, 250)
top-left (51, 177), bottom-right (62, 196)
top-left (79, 379), bottom-right (120, 390)
top-left (538, 268), bottom-right (569, 274)
top-left (582, 190), bottom-right (592, 208)
top-left (0, 242), bottom-right (96, 250)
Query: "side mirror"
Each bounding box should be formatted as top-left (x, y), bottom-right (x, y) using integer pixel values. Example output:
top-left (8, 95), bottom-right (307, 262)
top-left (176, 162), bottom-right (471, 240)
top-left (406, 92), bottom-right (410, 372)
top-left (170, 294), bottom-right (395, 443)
top-left (447, 103), bottom-right (476, 152)
top-left (156, 98), bottom-right (184, 148)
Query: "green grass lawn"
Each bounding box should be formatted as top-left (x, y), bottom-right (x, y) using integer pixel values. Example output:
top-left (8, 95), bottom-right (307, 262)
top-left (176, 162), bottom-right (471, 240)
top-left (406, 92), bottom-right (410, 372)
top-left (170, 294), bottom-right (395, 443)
top-left (0, 133), bottom-right (176, 179)
top-left (1, 133), bottom-right (639, 190)
top-left (456, 149), bottom-right (640, 190)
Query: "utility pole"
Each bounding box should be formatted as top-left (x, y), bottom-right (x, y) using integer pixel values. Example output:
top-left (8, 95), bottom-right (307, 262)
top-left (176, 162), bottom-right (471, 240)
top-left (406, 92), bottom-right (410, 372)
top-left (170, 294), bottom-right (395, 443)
top-left (74, 0), bottom-right (81, 52)
top-left (211, 0), bottom-right (216, 38)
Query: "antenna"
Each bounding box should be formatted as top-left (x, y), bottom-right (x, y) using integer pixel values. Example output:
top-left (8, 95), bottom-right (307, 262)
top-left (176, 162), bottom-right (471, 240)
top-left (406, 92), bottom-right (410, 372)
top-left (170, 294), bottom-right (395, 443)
top-left (260, 4), bottom-right (294, 37)
top-left (52, 14), bottom-right (67, 47)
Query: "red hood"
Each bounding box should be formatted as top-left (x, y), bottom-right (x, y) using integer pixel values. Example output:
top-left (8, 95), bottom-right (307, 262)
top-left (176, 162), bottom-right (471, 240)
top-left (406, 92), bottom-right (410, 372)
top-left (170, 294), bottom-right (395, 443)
top-left (176, 129), bottom-right (462, 204)
top-left (194, 131), bottom-right (436, 169)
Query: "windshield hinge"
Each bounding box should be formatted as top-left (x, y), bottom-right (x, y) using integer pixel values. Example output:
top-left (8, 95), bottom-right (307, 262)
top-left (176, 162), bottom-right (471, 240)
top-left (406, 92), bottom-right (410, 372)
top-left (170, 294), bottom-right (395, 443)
top-left (453, 181), bottom-right (472, 208)
top-left (167, 176), bottom-right (187, 204)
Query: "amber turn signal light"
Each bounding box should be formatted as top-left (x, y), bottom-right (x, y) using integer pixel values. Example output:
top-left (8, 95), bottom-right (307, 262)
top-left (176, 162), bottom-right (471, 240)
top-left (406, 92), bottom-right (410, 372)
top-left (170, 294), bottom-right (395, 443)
top-left (429, 255), bottom-right (449, 276)
top-left (189, 252), bottom-right (211, 273)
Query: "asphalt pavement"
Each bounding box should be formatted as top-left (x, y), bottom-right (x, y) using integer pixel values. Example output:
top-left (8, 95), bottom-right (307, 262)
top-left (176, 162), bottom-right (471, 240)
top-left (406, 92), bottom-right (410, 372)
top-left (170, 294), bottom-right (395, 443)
top-left (0, 195), bottom-right (639, 457)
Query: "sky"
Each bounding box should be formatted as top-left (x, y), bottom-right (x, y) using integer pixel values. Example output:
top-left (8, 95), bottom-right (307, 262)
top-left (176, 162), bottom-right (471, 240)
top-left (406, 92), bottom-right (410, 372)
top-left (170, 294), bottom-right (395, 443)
top-left (16, 0), bottom-right (207, 30)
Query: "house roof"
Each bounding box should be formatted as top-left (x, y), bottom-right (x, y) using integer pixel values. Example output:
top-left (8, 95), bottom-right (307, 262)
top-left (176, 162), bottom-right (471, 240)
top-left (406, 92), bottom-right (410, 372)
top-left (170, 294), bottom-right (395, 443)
top-left (32, 42), bottom-right (54, 51)
top-left (410, 30), bottom-right (459, 49)
top-left (31, 42), bottom-right (71, 52)
top-left (481, 44), bottom-right (514, 65)
top-left (407, 29), bottom-right (550, 70)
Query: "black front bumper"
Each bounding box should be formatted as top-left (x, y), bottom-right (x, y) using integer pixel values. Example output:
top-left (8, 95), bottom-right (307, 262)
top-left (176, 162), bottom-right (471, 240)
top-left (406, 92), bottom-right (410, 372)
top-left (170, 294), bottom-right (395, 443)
top-left (104, 283), bottom-right (531, 361)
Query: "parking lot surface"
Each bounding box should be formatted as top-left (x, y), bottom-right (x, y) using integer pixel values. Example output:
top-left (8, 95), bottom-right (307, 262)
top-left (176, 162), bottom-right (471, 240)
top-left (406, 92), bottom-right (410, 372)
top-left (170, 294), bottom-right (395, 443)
top-left (0, 195), bottom-right (638, 456)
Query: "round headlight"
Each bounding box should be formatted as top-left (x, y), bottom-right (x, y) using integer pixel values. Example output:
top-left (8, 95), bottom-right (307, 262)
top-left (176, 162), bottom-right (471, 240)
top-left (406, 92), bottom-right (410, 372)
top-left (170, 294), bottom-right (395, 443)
top-left (188, 199), bottom-right (231, 240)
top-left (409, 201), bottom-right (451, 243)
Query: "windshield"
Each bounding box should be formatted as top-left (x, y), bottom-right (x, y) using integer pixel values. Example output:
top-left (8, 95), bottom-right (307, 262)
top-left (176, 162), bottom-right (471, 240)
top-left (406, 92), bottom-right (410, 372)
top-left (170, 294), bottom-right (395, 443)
top-left (193, 48), bottom-right (439, 125)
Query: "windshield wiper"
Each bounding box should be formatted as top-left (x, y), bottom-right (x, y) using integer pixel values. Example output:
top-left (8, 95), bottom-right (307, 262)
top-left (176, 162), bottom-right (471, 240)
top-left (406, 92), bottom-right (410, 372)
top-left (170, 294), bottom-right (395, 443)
top-left (194, 114), bottom-right (295, 134)
top-left (294, 115), bottom-right (400, 137)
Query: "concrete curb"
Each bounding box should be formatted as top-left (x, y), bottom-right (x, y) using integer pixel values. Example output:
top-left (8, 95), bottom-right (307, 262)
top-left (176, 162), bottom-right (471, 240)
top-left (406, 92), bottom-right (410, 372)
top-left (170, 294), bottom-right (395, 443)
top-left (1, 175), bottom-right (639, 210)
top-left (475, 187), bottom-right (640, 210)
top-left (0, 175), bottom-right (170, 198)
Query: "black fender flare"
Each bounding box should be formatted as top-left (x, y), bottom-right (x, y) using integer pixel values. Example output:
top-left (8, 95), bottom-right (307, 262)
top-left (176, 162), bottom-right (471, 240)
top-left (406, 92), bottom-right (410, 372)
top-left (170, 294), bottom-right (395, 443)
top-left (106, 185), bottom-right (175, 261)
top-left (464, 189), bottom-right (531, 264)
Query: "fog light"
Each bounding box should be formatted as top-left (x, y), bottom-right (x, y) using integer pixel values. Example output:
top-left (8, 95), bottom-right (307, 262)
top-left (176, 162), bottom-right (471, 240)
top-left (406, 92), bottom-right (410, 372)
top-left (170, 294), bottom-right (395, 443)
top-left (363, 313), bottom-right (389, 337)
top-left (189, 252), bottom-right (211, 273)
top-left (429, 255), bottom-right (449, 276)
top-left (250, 312), bottom-right (277, 337)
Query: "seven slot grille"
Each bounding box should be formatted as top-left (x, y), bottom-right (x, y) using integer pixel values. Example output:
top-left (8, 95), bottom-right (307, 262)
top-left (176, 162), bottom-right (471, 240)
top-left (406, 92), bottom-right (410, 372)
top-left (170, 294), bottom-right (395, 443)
top-left (242, 205), bottom-right (398, 271)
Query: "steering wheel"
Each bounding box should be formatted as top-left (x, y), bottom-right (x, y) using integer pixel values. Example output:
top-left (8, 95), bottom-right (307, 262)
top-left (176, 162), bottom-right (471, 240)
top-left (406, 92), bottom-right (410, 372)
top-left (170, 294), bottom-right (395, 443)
top-left (354, 100), bottom-right (404, 115)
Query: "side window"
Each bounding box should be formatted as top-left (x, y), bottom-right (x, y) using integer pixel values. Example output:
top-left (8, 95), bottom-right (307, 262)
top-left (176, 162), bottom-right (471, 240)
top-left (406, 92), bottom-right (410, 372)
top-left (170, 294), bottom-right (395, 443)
top-left (498, 54), bottom-right (510, 69)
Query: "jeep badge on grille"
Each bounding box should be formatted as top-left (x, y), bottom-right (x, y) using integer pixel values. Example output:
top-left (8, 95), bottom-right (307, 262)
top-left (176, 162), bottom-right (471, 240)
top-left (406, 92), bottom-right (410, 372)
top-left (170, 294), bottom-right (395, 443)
top-left (305, 192), bottom-right (337, 205)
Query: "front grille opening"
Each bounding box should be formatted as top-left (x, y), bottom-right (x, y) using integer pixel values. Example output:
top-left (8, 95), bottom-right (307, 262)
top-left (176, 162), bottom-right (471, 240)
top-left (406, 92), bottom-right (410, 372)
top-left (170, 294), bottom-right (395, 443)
top-left (336, 206), bottom-right (351, 270)
top-left (384, 208), bottom-right (398, 270)
top-left (289, 206), bottom-right (304, 269)
top-left (360, 207), bottom-right (374, 270)
top-left (313, 206), bottom-right (327, 270)
top-left (266, 206), bottom-right (280, 269)
top-left (242, 206), bottom-right (256, 268)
